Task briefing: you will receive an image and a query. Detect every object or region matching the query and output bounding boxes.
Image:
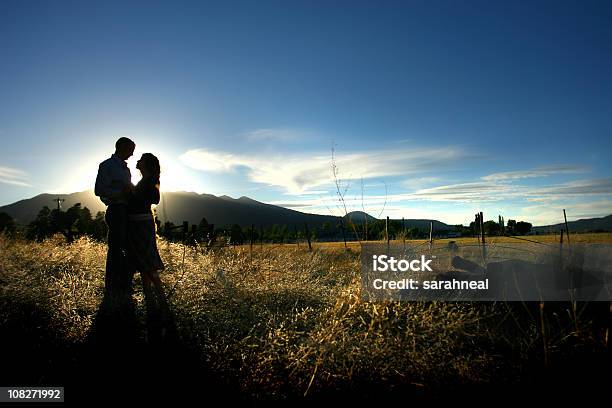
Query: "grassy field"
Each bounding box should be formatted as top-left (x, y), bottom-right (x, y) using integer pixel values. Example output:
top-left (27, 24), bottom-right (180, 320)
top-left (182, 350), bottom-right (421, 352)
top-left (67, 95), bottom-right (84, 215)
top-left (240, 233), bottom-right (612, 255)
top-left (0, 234), bottom-right (610, 401)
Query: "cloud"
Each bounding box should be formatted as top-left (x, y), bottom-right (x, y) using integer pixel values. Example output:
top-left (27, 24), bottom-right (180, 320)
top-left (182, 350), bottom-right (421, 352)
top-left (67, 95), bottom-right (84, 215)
top-left (179, 150), bottom-right (244, 173)
top-left (402, 176), bottom-right (442, 190)
top-left (179, 143), bottom-right (610, 225)
top-left (404, 177), bottom-right (612, 203)
top-left (482, 165), bottom-right (588, 181)
top-left (283, 190), bottom-right (329, 196)
top-left (266, 179), bottom-right (612, 225)
top-left (410, 181), bottom-right (521, 202)
top-left (535, 177), bottom-right (612, 196)
top-left (180, 145), bottom-right (469, 194)
top-left (0, 165), bottom-right (31, 187)
top-left (268, 202), bottom-right (312, 208)
top-left (244, 128), bottom-right (306, 142)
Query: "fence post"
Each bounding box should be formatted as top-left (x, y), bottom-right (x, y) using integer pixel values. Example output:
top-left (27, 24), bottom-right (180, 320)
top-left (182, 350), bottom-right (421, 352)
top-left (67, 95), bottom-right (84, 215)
top-left (479, 212), bottom-right (486, 262)
top-left (304, 223), bottom-right (312, 252)
top-left (559, 226), bottom-right (564, 261)
top-left (182, 221), bottom-right (188, 241)
top-left (260, 226), bottom-right (264, 249)
top-left (340, 221), bottom-right (347, 250)
top-left (448, 240), bottom-right (458, 269)
top-left (554, 228), bottom-right (566, 290)
top-left (429, 220), bottom-right (433, 251)
top-left (385, 216), bottom-right (390, 254)
top-left (402, 217), bottom-right (406, 248)
top-left (250, 224), bottom-right (254, 253)
top-left (563, 209), bottom-right (571, 246)
top-left (386, 216), bottom-right (390, 243)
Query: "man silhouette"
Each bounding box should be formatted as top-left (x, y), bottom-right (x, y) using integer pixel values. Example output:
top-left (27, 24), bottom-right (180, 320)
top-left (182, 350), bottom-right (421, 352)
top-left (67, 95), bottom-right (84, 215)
top-left (95, 137), bottom-right (136, 303)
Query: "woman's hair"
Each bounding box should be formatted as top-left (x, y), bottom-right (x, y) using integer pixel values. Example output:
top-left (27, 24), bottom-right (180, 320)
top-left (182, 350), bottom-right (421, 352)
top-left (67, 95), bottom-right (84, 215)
top-left (140, 153), bottom-right (161, 185)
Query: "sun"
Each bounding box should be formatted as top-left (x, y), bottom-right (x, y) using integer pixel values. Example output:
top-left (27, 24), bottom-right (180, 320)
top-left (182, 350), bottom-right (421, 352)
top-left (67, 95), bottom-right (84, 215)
top-left (53, 142), bottom-right (204, 195)
top-left (128, 146), bottom-right (202, 193)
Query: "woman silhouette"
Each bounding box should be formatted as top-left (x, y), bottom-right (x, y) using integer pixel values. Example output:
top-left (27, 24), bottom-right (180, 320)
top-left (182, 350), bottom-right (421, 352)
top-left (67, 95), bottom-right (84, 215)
top-left (127, 153), bottom-right (173, 342)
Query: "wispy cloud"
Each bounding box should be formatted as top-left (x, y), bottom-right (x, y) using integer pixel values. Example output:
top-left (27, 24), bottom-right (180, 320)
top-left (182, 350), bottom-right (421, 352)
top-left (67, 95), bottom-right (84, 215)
top-left (408, 178), bottom-right (612, 202)
top-left (179, 143), bottom-right (610, 225)
top-left (482, 165), bottom-right (588, 181)
top-left (269, 202), bottom-right (313, 208)
top-left (283, 190), bottom-right (329, 196)
top-left (535, 177), bottom-right (612, 196)
top-left (267, 178), bottom-right (612, 221)
top-left (0, 165), bottom-right (31, 187)
top-left (402, 176), bottom-right (442, 190)
top-left (410, 181), bottom-right (521, 202)
top-left (243, 128), bottom-right (307, 142)
top-left (180, 146), bottom-right (469, 194)
top-left (180, 150), bottom-right (242, 172)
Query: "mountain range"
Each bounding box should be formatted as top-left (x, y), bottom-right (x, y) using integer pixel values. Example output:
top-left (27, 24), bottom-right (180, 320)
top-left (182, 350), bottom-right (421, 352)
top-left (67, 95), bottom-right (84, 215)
top-left (532, 214), bottom-right (612, 233)
top-left (2, 190), bottom-right (610, 232)
top-left (0, 190), bottom-right (453, 230)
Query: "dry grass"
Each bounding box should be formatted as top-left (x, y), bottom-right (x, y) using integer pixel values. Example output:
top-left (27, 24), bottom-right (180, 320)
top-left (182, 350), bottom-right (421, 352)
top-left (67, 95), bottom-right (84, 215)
top-left (237, 232), bottom-right (612, 253)
top-left (0, 234), bottom-right (609, 399)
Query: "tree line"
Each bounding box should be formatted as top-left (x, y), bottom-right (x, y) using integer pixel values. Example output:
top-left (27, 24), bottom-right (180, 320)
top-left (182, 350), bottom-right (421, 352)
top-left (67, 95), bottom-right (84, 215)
top-left (0, 204), bottom-right (533, 244)
top-left (0, 204), bottom-right (109, 242)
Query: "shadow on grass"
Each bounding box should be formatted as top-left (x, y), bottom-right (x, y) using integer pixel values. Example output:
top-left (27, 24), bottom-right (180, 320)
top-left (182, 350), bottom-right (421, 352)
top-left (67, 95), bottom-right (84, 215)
top-left (0, 291), bottom-right (245, 404)
top-left (0, 286), bottom-right (609, 403)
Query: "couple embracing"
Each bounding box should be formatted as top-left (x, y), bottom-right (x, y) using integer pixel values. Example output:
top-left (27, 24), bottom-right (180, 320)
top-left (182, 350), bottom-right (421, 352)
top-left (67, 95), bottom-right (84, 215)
top-left (94, 137), bottom-right (172, 342)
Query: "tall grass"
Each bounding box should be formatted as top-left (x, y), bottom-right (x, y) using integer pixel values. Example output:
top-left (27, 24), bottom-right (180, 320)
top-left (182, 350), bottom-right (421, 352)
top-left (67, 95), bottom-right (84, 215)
top-left (0, 235), bottom-right (608, 399)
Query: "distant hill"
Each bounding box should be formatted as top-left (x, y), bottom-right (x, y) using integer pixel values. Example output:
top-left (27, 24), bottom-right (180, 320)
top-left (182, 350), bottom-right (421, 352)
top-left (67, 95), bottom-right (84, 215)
top-left (344, 211), bottom-right (451, 230)
top-left (0, 191), bottom-right (106, 225)
top-left (0, 190), bottom-right (454, 231)
top-left (344, 211), bottom-right (378, 224)
top-left (532, 214), bottom-right (612, 233)
top-left (157, 191), bottom-right (340, 227)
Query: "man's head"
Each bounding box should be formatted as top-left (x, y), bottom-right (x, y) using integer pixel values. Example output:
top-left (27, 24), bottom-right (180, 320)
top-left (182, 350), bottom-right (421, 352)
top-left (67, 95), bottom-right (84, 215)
top-left (114, 137), bottom-right (136, 160)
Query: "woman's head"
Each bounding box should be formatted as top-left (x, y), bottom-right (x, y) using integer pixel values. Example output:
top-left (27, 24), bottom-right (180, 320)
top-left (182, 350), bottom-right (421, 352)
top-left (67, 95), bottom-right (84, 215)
top-left (136, 153), bottom-right (160, 183)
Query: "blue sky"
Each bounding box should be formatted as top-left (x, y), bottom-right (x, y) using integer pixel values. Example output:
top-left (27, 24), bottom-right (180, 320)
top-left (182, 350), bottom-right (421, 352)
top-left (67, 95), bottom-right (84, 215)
top-left (1, 0), bottom-right (611, 225)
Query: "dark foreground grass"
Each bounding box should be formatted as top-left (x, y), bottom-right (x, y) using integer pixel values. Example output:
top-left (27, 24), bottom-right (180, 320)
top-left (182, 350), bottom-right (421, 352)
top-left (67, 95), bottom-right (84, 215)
top-left (0, 236), bottom-right (609, 402)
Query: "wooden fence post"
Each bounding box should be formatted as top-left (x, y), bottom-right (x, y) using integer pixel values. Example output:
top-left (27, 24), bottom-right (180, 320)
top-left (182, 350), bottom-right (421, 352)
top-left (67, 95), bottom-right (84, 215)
top-left (402, 217), bottom-right (406, 248)
top-left (429, 220), bottom-right (433, 251)
top-left (182, 221), bottom-right (188, 242)
top-left (559, 226), bottom-right (564, 261)
top-left (448, 240), bottom-right (458, 269)
top-left (304, 223), bottom-right (312, 252)
top-left (250, 224), bottom-right (254, 253)
top-left (340, 221), bottom-right (347, 250)
top-left (260, 226), bottom-right (264, 249)
top-left (563, 209), bottom-right (570, 246)
top-left (385, 216), bottom-right (390, 254)
top-left (386, 216), bottom-right (390, 244)
top-left (479, 211), bottom-right (486, 262)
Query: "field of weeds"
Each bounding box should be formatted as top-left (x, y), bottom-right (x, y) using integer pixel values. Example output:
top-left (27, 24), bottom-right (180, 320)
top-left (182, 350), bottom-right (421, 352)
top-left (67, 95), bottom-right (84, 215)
top-left (0, 235), bottom-right (609, 401)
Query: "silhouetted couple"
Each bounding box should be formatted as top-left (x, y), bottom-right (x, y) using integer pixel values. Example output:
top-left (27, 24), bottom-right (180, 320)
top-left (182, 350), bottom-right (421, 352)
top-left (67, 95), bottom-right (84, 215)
top-left (94, 137), bottom-right (173, 344)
